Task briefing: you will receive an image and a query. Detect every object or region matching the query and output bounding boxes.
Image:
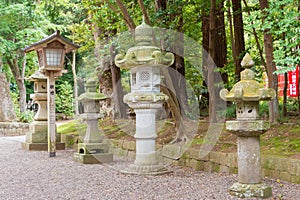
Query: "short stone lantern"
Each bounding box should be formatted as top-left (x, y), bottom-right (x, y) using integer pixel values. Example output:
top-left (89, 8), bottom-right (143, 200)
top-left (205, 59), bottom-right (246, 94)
top-left (115, 21), bottom-right (174, 175)
top-left (220, 53), bottom-right (276, 198)
top-left (22, 70), bottom-right (64, 150)
top-left (24, 30), bottom-right (79, 157)
top-left (73, 79), bottom-right (113, 164)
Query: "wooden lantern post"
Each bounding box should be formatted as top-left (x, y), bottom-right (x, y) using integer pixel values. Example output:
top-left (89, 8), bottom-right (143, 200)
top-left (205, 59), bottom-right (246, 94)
top-left (24, 31), bottom-right (79, 157)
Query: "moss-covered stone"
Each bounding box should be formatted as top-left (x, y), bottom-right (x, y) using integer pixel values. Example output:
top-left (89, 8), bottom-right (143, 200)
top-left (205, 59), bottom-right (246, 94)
top-left (229, 182), bottom-right (272, 198)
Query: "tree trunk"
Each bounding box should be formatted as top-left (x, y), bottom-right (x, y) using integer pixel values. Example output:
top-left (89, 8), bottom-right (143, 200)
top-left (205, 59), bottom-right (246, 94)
top-left (208, 0), bottom-right (217, 122)
top-left (201, 14), bottom-right (210, 114)
top-left (110, 45), bottom-right (127, 119)
top-left (0, 55), bottom-right (16, 121)
top-left (154, 0), bottom-right (189, 142)
top-left (7, 58), bottom-right (26, 113)
top-left (71, 50), bottom-right (79, 116)
top-left (169, 8), bottom-right (189, 119)
top-left (259, 0), bottom-right (279, 123)
top-left (282, 31), bottom-right (287, 117)
top-left (227, 0), bottom-right (236, 68)
top-left (208, 0), bottom-right (227, 122)
top-left (155, 0), bottom-right (167, 10)
top-left (216, 0), bottom-right (228, 83)
top-left (283, 72), bottom-right (287, 116)
top-left (115, 0), bottom-right (136, 31)
top-left (242, 0), bottom-right (266, 67)
top-left (137, 0), bottom-right (150, 24)
top-left (232, 0), bottom-right (245, 81)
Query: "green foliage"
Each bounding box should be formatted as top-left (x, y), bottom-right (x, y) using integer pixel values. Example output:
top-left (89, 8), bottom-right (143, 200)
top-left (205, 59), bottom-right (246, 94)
top-left (225, 104), bottom-right (236, 119)
top-left (246, 0), bottom-right (300, 74)
top-left (259, 101), bottom-right (270, 118)
top-left (0, 2), bottom-right (57, 59)
top-left (283, 98), bottom-right (299, 114)
top-left (55, 81), bottom-right (74, 118)
top-left (267, 1), bottom-right (300, 73)
top-left (2, 0), bottom-right (299, 123)
top-left (18, 110), bottom-right (34, 123)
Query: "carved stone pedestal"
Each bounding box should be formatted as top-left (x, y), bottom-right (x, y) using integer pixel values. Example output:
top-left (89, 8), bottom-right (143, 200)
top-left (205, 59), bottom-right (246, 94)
top-left (22, 71), bottom-right (65, 151)
top-left (22, 121), bottom-right (65, 151)
top-left (120, 104), bottom-right (171, 175)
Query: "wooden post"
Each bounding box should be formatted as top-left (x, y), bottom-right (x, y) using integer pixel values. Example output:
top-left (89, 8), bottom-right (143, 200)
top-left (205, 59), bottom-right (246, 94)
top-left (47, 71), bottom-right (56, 157)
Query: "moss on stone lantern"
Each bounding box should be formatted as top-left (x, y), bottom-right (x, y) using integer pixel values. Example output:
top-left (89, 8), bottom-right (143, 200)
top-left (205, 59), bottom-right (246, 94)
top-left (73, 78), bottom-right (113, 164)
top-left (220, 53), bottom-right (275, 198)
top-left (115, 20), bottom-right (174, 175)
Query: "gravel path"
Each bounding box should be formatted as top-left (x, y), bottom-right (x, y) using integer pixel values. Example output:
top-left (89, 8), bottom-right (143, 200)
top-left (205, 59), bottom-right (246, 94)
top-left (0, 136), bottom-right (299, 200)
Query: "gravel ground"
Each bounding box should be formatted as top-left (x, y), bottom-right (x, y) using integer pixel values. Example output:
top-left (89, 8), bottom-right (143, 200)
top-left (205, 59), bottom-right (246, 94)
top-left (0, 136), bottom-right (299, 200)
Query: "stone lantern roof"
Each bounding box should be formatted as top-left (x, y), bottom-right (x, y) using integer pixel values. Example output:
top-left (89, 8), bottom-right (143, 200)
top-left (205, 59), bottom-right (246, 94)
top-left (78, 79), bottom-right (107, 102)
top-left (220, 53), bottom-right (276, 102)
top-left (27, 70), bottom-right (47, 82)
top-left (115, 21), bottom-right (174, 69)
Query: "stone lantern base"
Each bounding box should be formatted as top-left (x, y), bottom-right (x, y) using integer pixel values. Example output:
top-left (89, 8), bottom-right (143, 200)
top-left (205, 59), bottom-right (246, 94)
top-left (22, 121), bottom-right (65, 151)
top-left (229, 182), bottom-right (272, 198)
top-left (73, 143), bottom-right (113, 164)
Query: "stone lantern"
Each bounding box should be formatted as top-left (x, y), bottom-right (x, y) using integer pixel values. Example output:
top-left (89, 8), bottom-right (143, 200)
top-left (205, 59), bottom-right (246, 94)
top-left (22, 70), bottom-right (64, 151)
top-left (220, 53), bottom-right (275, 198)
top-left (115, 21), bottom-right (174, 175)
top-left (73, 79), bottom-right (113, 164)
top-left (24, 30), bottom-right (79, 157)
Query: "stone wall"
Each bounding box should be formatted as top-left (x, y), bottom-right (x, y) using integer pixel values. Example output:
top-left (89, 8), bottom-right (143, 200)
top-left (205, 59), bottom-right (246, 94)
top-left (110, 139), bottom-right (300, 184)
top-left (0, 122), bottom-right (29, 136)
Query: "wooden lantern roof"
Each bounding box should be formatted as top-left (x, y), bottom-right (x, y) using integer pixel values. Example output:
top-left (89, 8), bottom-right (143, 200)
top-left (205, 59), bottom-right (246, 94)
top-left (24, 30), bottom-right (79, 53)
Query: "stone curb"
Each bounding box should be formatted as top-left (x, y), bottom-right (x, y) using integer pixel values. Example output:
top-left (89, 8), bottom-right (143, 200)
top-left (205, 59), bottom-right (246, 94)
top-left (0, 122), bottom-right (29, 136)
top-left (111, 139), bottom-right (300, 184)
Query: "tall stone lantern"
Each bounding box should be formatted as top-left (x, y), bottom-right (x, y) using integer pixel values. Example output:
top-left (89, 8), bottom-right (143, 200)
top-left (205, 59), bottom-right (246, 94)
top-left (24, 31), bottom-right (79, 157)
top-left (115, 21), bottom-right (174, 175)
top-left (220, 53), bottom-right (275, 198)
top-left (73, 79), bottom-right (113, 164)
top-left (22, 71), bottom-right (64, 150)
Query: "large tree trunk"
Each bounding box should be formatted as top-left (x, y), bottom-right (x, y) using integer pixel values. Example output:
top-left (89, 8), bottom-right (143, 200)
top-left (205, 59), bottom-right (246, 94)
top-left (110, 45), bottom-right (127, 119)
top-left (259, 0), bottom-right (279, 123)
top-left (91, 10), bottom-right (127, 119)
top-left (208, 0), bottom-right (227, 122)
top-left (169, 7), bottom-right (189, 120)
top-left (216, 0), bottom-right (228, 83)
top-left (158, 0), bottom-right (190, 142)
top-left (208, 0), bottom-right (218, 122)
top-left (0, 56), bottom-right (16, 121)
top-left (232, 0), bottom-right (245, 81)
top-left (201, 14), bottom-right (210, 113)
top-left (7, 58), bottom-right (26, 113)
top-left (227, 0), bottom-right (236, 68)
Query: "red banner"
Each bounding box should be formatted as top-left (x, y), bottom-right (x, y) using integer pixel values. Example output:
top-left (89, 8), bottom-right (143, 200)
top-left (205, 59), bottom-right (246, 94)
top-left (288, 65), bottom-right (299, 97)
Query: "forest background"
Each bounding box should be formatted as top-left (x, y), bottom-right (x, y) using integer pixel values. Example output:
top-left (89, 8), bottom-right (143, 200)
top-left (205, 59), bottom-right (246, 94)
top-left (0, 0), bottom-right (299, 125)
